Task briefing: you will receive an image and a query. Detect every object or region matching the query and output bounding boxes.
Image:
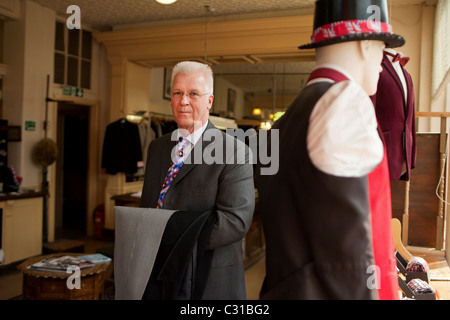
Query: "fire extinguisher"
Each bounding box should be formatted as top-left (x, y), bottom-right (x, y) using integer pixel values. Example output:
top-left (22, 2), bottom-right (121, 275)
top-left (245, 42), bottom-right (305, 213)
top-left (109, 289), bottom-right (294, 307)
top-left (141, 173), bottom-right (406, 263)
top-left (94, 204), bottom-right (105, 240)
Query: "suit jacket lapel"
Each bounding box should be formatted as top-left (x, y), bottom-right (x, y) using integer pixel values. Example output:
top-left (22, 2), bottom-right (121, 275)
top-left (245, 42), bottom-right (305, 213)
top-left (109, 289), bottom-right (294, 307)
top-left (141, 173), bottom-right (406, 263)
top-left (402, 67), bottom-right (413, 110)
top-left (382, 55), bottom-right (405, 102)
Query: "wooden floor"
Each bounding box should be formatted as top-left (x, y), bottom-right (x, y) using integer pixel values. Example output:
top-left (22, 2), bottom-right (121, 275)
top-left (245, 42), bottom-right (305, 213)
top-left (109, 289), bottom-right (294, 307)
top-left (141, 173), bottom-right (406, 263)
top-left (1, 235), bottom-right (449, 300)
top-left (245, 254), bottom-right (450, 300)
top-left (414, 250), bottom-right (450, 300)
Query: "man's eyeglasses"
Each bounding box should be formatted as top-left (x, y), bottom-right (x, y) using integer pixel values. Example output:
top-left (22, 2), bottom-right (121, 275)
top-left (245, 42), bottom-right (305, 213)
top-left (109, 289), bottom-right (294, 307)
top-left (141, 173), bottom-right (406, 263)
top-left (172, 91), bottom-right (210, 101)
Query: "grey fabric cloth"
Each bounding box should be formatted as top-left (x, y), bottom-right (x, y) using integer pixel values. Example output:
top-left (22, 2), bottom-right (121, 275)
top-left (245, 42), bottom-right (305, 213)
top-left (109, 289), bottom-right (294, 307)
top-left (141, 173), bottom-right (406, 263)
top-left (140, 121), bottom-right (255, 299)
top-left (142, 210), bottom-right (216, 300)
top-left (114, 206), bottom-right (176, 300)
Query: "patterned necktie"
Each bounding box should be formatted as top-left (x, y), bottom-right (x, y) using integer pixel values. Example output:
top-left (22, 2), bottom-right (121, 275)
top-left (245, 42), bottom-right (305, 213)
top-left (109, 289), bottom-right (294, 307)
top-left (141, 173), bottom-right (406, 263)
top-left (156, 137), bottom-right (188, 208)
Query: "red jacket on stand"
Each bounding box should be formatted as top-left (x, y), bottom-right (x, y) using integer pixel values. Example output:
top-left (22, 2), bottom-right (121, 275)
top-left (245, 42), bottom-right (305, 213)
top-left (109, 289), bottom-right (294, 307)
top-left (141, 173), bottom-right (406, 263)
top-left (371, 53), bottom-right (417, 181)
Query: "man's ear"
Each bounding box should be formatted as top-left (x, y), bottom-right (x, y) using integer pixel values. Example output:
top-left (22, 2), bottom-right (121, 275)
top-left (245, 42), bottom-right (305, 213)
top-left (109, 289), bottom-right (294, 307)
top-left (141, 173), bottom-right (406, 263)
top-left (207, 94), bottom-right (214, 110)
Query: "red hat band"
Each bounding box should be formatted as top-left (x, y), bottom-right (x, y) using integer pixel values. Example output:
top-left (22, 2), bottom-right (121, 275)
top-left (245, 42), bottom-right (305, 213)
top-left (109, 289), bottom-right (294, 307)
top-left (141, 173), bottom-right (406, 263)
top-left (310, 20), bottom-right (393, 45)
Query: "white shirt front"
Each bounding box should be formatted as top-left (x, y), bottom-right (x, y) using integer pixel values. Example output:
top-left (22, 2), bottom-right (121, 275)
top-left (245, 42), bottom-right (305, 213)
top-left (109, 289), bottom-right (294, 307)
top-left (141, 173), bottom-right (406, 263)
top-left (384, 48), bottom-right (408, 104)
top-left (306, 66), bottom-right (384, 177)
top-left (175, 120), bottom-right (208, 160)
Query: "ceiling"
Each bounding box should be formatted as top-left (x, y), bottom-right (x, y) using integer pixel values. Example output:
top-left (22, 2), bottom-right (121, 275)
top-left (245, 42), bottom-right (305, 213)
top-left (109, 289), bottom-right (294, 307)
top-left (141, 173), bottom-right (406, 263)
top-left (29, 0), bottom-right (433, 97)
top-left (30, 0), bottom-right (430, 31)
top-left (31, 0), bottom-right (316, 31)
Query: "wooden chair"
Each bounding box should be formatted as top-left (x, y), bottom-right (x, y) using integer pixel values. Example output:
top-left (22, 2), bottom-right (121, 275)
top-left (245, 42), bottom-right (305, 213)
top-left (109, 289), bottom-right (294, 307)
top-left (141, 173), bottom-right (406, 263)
top-left (392, 219), bottom-right (435, 299)
top-left (391, 218), bottom-right (412, 261)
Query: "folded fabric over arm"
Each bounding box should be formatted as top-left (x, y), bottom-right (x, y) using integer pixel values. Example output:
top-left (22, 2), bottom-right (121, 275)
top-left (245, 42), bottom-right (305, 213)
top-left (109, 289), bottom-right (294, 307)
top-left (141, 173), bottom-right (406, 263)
top-left (114, 206), bottom-right (177, 300)
top-left (142, 210), bottom-right (217, 300)
top-left (114, 206), bottom-right (217, 300)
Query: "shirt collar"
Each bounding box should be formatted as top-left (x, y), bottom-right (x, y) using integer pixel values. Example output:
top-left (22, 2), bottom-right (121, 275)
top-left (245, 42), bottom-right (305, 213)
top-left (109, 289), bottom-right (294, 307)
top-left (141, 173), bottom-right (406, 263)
top-left (176, 120), bottom-right (209, 146)
top-left (384, 48), bottom-right (398, 63)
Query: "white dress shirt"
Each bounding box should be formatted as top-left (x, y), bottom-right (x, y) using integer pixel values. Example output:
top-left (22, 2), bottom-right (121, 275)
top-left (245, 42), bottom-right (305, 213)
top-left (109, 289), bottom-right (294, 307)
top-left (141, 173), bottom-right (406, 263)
top-left (175, 120), bottom-right (208, 160)
top-left (384, 48), bottom-right (408, 103)
top-left (306, 65), bottom-right (384, 177)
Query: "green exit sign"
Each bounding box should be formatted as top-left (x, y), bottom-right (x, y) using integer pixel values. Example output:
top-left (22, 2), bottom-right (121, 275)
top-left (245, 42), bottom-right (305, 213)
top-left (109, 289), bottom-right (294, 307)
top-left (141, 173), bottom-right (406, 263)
top-left (25, 120), bottom-right (36, 131)
top-left (62, 85), bottom-right (84, 98)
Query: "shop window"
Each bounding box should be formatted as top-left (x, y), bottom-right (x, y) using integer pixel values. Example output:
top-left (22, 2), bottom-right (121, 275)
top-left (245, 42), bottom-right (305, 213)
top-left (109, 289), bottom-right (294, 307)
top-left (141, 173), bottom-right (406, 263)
top-left (432, 0), bottom-right (450, 96)
top-left (54, 21), bottom-right (92, 89)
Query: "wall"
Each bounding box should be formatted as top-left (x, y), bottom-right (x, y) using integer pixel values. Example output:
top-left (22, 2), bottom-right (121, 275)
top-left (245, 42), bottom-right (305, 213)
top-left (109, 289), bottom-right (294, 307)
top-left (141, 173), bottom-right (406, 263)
top-left (213, 76), bottom-right (245, 119)
top-left (149, 68), bottom-right (171, 115)
top-left (390, 4), bottom-right (435, 132)
top-left (2, 0), bottom-right (111, 240)
top-left (3, 0), bottom-right (55, 187)
top-left (125, 61), bottom-right (151, 116)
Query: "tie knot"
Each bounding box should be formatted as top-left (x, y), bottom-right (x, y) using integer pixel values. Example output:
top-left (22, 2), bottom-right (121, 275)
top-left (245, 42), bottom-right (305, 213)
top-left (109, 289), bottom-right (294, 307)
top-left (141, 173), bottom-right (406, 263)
top-left (178, 137), bottom-right (189, 150)
top-left (176, 137), bottom-right (188, 161)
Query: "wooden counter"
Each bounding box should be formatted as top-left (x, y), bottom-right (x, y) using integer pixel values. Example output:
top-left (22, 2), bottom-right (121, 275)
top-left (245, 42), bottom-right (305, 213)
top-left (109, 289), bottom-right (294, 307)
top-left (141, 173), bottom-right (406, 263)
top-left (0, 191), bottom-right (46, 201)
top-left (111, 192), bottom-right (140, 207)
top-left (1, 191), bottom-right (46, 264)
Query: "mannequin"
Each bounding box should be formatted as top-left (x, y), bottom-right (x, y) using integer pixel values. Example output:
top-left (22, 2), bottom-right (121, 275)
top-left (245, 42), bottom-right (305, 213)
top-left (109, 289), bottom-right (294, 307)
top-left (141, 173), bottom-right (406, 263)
top-left (257, 0), bottom-right (403, 300)
top-left (315, 40), bottom-right (385, 96)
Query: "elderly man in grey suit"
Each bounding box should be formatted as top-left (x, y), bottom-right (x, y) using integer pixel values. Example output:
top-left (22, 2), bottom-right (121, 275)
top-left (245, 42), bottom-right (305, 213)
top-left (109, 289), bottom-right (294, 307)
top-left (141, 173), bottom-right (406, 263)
top-left (140, 61), bottom-right (255, 300)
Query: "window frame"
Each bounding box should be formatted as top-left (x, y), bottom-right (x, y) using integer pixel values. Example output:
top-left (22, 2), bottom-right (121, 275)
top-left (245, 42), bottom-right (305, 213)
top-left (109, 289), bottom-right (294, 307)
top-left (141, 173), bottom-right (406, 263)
top-left (54, 19), bottom-right (92, 90)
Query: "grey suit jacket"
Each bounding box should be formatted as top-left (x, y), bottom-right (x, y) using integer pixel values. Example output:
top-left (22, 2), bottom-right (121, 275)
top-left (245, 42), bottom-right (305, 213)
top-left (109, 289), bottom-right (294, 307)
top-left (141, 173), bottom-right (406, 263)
top-left (140, 120), bottom-right (255, 300)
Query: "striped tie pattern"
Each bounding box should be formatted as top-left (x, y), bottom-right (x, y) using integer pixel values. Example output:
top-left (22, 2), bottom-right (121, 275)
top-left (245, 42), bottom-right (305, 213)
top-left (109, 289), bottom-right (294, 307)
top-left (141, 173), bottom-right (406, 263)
top-left (156, 137), bottom-right (188, 208)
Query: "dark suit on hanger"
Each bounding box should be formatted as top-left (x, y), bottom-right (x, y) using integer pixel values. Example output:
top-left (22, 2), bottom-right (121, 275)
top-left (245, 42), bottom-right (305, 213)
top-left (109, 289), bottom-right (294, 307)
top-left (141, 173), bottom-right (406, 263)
top-left (101, 118), bottom-right (143, 175)
top-left (371, 53), bottom-right (416, 181)
top-left (140, 120), bottom-right (255, 300)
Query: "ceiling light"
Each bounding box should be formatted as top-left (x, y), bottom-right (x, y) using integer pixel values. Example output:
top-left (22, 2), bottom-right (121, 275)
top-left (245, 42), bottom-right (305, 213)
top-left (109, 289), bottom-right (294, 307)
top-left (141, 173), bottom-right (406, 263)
top-left (252, 108), bottom-right (262, 116)
top-left (155, 0), bottom-right (178, 4)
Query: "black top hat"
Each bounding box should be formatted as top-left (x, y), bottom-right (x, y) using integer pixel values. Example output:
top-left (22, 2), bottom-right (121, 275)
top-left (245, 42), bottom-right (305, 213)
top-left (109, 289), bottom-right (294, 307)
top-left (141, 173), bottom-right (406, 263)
top-left (299, 0), bottom-right (405, 49)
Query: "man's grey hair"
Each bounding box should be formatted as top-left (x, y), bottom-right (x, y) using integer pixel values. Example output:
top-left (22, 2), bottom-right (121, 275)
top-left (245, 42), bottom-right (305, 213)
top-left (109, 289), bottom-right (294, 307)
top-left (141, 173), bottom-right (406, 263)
top-left (171, 61), bottom-right (214, 94)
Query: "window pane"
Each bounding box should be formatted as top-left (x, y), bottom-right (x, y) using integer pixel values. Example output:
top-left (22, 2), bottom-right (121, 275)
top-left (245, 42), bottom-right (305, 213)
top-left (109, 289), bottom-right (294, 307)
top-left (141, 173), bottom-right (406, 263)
top-left (67, 57), bottom-right (78, 86)
top-left (55, 21), bottom-right (65, 51)
top-left (68, 29), bottom-right (79, 56)
top-left (82, 30), bottom-right (92, 59)
top-left (81, 60), bottom-right (91, 89)
top-left (54, 53), bottom-right (65, 84)
top-left (432, 0), bottom-right (450, 96)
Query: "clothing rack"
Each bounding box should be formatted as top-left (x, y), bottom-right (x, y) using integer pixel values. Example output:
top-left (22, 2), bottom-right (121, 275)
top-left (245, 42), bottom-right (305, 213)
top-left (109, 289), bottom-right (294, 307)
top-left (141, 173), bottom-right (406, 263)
top-left (146, 111), bottom-right (174, 121)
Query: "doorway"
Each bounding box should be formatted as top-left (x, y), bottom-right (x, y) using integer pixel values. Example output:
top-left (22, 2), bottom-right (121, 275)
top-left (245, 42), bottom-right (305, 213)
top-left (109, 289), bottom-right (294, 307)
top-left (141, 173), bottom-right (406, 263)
top-left (55, 102), bottom-right (90, 238)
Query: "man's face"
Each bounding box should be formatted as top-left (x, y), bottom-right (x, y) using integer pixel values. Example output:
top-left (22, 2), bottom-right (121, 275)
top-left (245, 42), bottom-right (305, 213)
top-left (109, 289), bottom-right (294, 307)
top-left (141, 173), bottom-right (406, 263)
top-left (171, 71), bottom-right (214, 134)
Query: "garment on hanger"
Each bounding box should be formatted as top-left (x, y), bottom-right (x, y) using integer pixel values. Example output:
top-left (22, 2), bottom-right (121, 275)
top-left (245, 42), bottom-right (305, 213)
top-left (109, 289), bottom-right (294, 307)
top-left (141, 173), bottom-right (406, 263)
top-left (101, 118), bottom-right (143, 175)
top-left (138, 118), bottom-right (156, 165)
top-left (370, 50), bottom-right (417, 181)
top-left (151, 119), bottom-right (163, 138)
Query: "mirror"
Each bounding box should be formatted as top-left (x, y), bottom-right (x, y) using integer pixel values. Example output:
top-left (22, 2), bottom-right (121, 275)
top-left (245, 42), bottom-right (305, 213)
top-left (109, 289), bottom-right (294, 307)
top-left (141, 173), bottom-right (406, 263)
top-left (211, 62), bottom-right (315, 121)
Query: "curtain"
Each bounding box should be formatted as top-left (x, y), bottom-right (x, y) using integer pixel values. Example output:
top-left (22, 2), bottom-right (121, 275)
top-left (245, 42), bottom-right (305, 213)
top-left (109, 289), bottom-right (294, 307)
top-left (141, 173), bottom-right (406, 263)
top-left (432, 0), bottom-right (450, 97)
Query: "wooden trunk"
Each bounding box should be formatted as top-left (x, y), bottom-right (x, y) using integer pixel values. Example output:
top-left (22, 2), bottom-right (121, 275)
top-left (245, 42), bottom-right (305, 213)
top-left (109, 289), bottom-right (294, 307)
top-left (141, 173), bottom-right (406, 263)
top-left (391, 133), bottom-right (445, 248)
